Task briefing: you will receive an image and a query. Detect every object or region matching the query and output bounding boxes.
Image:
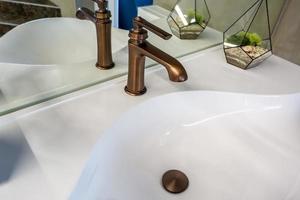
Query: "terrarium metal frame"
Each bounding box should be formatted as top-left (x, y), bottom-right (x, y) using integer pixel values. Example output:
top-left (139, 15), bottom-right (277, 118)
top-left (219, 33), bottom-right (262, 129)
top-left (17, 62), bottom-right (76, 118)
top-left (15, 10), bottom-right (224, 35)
top-left (223, 0), bottom-right (273, 70)
top-left (167, 0), bottom-right (211, 40)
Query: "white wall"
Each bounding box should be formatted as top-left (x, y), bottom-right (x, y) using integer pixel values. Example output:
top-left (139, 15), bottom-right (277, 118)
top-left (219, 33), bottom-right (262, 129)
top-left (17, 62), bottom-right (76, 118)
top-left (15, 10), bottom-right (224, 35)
top-left (272, 0), bottom-right (300, 65)
top-left (51, 0), bottom-right (76, 17)
top-left (109, 0), bottom-right (119, 27)
top-left (76, 0), bottom-right (94, 10)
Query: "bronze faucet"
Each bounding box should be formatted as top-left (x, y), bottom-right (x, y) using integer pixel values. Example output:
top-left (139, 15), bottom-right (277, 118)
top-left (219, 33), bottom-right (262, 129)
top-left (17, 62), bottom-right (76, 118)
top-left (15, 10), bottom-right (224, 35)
top-left (125, 17), bottom-right (188, 96)
top-left (76, 0), bottom-right (114, 69)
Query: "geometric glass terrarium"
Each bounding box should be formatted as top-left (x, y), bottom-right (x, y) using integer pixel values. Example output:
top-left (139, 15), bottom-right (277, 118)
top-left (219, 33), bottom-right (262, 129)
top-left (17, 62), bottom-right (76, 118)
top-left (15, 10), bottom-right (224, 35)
top-left (167, 0), bottom-right (210, 39)
top-left (223, 0), bottom-right (272, 69)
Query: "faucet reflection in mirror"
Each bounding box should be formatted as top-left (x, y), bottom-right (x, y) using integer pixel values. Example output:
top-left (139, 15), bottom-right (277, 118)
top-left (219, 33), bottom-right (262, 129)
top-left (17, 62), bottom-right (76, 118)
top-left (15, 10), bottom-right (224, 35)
top-left (76, 0), bottom-right (114, 69)
top-left (125, 17), bottom-right (188, 96)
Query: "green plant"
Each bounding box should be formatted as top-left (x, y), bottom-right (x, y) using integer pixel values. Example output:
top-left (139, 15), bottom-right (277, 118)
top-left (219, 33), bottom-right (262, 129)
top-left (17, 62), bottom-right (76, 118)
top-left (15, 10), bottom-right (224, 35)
top-left (226, 31), bottom-right (262, 46)
top-left (226, 31), bottom-right (249, 46)
top-left (248, 32), bottom-right (262, 46)
top-left (187, 10), bottom-right (204, 24)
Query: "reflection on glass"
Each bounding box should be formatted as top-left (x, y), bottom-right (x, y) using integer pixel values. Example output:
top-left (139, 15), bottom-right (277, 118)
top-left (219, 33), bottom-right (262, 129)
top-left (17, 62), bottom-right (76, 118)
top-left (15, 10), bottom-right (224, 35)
top-left (0, 0), bottom-right (62, 36)
top-left (167, 0), bottom-right (210, 39)
top-left (0, 3), bottom-right (223, 115)
top-left (223, 0), bottom-right (272, 70)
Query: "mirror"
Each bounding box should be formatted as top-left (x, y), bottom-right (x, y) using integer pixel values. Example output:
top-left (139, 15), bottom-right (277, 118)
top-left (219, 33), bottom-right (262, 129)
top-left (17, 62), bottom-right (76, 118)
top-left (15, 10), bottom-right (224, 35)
top-left (0, 0), bottom-right (284, 115)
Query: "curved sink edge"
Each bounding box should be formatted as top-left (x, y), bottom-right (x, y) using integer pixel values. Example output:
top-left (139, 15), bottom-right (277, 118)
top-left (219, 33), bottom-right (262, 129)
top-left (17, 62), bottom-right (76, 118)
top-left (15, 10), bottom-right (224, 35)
top-left (84, 90), bottom-right (300, 159)
top-left (87, 90), bottom-right (300, 152)
top-left (71, 90), bottom-right (300, 200)
top-left (0, 58), bottom-right (97, 68)
top-left (0, 17), bottom-right (86, 39)
top-left (129, 90), bottom-right (300, 106)
top-left (0, 17), bottom-right (128, 66)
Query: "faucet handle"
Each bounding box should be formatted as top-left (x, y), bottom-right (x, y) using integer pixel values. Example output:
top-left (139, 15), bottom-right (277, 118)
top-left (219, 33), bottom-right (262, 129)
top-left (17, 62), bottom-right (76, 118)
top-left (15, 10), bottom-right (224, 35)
top-left (90, 0), bottom-right (108, 11)
top-left (133, 17), bottom-right (172, 40)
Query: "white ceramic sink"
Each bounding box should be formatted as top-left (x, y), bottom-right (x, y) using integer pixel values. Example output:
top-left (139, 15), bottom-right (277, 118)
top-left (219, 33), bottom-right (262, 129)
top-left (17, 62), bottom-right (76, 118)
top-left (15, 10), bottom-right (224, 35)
top-left (71, 91), bottom-right (300, 200)
top-left (0, 18), bottom-right (128, 65)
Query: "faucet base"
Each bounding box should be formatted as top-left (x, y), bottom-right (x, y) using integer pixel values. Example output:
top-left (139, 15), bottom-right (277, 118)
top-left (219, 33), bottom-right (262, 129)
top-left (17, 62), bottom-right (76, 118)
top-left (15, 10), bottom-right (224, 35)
top-left (96, 62), bottom-right (115, 70)
top-left (124, 86), bottom-right (147, 96)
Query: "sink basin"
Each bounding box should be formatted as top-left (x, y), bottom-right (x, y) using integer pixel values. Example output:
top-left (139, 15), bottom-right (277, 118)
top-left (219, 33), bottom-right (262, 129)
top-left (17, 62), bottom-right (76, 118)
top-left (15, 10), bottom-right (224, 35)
top-left (71, 91), bottom-right (300, 200)
top-left (0, 18), bottom-right (128, 65)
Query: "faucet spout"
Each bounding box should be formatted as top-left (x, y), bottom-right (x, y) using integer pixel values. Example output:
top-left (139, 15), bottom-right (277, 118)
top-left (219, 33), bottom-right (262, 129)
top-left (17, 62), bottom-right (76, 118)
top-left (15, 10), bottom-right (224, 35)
top-left (125, 17), bottom-right (188, 96)
top-left (76, 8), bottom-right (96, 23)
top-left (139, 41), bottom-right (188, 82)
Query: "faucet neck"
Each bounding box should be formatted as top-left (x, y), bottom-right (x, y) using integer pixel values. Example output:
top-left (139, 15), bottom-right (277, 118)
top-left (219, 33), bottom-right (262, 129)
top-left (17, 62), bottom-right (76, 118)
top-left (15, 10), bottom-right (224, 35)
top-left (129, 29), bottom-right (148, 45)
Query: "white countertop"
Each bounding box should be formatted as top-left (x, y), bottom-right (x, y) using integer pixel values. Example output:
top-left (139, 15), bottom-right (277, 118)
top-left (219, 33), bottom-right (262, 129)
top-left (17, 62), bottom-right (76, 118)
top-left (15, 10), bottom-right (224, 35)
top-left (0, 46), bottom-right (300, 199)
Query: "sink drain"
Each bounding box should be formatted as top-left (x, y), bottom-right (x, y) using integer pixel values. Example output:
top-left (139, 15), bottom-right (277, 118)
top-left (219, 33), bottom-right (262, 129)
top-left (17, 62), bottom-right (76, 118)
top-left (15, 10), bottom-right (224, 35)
top-left (162, 170), bottom-right (189, 194)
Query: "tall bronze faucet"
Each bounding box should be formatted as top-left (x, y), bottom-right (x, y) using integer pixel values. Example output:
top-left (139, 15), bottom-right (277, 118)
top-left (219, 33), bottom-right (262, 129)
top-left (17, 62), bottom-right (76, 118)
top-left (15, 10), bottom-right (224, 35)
top-left (125, 17), bottom-right (188, 96)
top-left (76, 0), bottom-right (114, 69)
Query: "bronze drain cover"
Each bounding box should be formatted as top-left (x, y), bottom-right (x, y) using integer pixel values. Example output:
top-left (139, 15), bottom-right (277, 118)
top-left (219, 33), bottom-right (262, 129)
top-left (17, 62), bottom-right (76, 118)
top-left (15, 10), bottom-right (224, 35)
top-left (162, 170), bottom-right (189, 194)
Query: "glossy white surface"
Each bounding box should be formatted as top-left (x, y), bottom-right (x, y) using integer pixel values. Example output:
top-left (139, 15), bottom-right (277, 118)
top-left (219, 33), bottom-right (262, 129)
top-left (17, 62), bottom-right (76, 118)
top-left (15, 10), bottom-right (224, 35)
top-left (0, 123), bottom-right (56, 200)
top-left (0, 46), bottom-right (299, 199)
top-left (0, 18), bottom-right (128, 65)
top-left (71, 91), bottom-right (300, 200)
top-left (138, 5), bottom-right (170, 21)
